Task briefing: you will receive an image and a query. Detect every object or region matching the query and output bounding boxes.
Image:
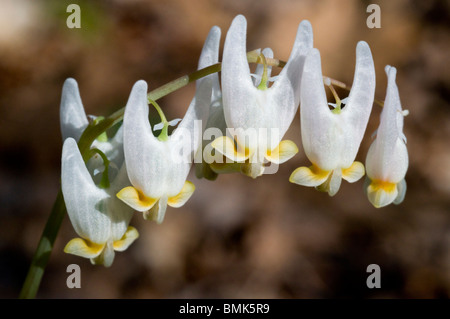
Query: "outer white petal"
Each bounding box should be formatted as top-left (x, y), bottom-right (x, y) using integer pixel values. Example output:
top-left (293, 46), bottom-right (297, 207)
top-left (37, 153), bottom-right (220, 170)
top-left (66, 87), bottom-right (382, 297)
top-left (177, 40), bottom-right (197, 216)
top-left (107, 164), bottom-right (134, 242)
top-left (103, 124), bottom-right (125, 170)
top-left (340, 41), bottom-right (375, 167)
top-left (61, 138), bottom-right (110, 244)
top-left (170, 78), bottom-right (212, 163)
top-left (124, 81), bottom-right (171, 198)
top-left (89, 124), bottom-right (125, 182)
top-left (197, 26), bottom-right (221, 72)
top-left (272, 20), bottom-right (313, 136)
top-left (171, 26), bottom-right (218, 159)
top-left (393, 179), bottom-right (407, 205)
top-left (300, 49), bottom-right (340, 170)
top-left (222, 15), bottom-right (263, 133)
top-left (60, 78), bottom-right (88, 142)
top-left (365, 66), bottom-right (408, 183)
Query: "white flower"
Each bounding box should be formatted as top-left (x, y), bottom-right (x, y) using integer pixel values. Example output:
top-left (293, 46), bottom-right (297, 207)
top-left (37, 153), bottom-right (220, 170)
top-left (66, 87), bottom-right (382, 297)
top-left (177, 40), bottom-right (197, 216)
top-left (289, 41), bottom-right (375, 196)
top-left (211, 15), bottom-right (313, 178)
top-left (117, 31), bottom-right (215, 223)
top-left (62, 138), bottom-right (138, 267)
top-left (60, 78), bottom-right (137, 267)
top-left (365, 65), bottom-right (408, 208)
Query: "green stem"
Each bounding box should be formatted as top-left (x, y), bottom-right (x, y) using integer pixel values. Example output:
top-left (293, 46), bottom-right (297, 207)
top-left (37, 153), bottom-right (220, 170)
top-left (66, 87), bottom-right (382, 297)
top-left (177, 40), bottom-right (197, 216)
top-left (19, 53), bottom-right (288, 299)
top-left (89, 148), bottom-right (111, 189)
top-left (323, 75), bottom-right (384, 108)
top-left (148, 99), bottom-right (169, 141)
top-left (19, 190), bottom-right (66, 299)
top-left (256, 53), bottom-right (269, 90)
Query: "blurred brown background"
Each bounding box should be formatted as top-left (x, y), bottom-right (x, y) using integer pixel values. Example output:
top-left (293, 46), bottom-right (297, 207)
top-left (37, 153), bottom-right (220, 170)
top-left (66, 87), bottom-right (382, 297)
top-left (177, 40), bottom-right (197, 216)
top-left (0, 0), bottom-right (449, 298)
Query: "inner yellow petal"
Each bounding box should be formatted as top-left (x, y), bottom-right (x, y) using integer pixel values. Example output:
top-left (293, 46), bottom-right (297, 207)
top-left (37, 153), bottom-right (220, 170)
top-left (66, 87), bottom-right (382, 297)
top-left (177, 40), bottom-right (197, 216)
top-left (64, 237), bottom-right (105, 259)
top-left (167, 180), bottom-right (196, 208)
top-left (289, 164), bottom-right (331, 187)
top-left (116, 186), bottom-right (157, 212)
top-left (368, 180), bottom-right (397, 193)
top-left (211, 136), bottom-right (251, 162)
top-left (113, 226), bottom-right (139, 252)
top-left (265, 140), bottom-right (298, 164)
top-left (367, 179), bottom-right (398, 208)
top-left (342, 161), bottom-right (365, 183)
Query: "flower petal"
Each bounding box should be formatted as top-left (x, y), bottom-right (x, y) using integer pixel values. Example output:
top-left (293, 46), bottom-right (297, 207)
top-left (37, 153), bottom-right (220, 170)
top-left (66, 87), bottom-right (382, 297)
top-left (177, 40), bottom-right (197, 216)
top-left (91, 241), bottom-right (115, 267)
top-left (61, 138), bottom-right (110, 244)
top-left (271, 20), bottom-right (313, 136)
top-left (144, 196), bottom-right (168, 224)
top-left (316, 169), bottom-right (342, 197)
top-left (113, 226), bottom-right (139, 252)
top-left (393, 179), bottom-right (407, 205)
top-left (341, 41), bottom-right (375, 164)
top-left (342, 161), bottom-right (365, 183)
top-left (116, 186), bottom-right (157, 212)
top-left (221, 15), bottom-right (261, 131)
top-left (289, 165), bottom-right (331, 187)
top-left (168, 180), bottom-right (195, 208)
top-left (197, 26), bottom-right (221, 71)
top-left (266, 140), bottom-right (298, 164)
top-left (64, 238), bottom-right (105, 259)
top-left (365, 66), bottom-right (408, 183)
top-left (366, 179), bottom-right (398, 208)
top-left (240, 161), bottom-right (264, 179)
top-left (60, 78), bottom-right (88, 142)
top-left (171, 26), bottom-right (218, 156)
top-left (211, 136), bottom-right (250, 162)
top-left (300, 49), bottom-right (340, 170)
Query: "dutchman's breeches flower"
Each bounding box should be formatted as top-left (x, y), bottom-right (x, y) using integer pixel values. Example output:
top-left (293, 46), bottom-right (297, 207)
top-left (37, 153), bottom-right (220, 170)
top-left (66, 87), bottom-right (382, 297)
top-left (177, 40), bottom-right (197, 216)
top-left (117, 27), bottom-right (216, 224)
top-left (210, 15), bottom-right (313, 179)
top-left (60, 78), bottom-right (138, 267)
top-left (290, 41), bottom-right (376, 196)
top-left (62, 138), bottom-right (138, 267)
top-left (365, 66), bottom-right (408, 208)
top-left (117, 79), bottom-right (211, 223)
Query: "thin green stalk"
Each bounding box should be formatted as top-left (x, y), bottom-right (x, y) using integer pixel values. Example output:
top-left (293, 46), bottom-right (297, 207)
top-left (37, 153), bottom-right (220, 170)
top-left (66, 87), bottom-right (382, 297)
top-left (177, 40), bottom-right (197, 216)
top-left (19, 190), bottom-right (66, 299)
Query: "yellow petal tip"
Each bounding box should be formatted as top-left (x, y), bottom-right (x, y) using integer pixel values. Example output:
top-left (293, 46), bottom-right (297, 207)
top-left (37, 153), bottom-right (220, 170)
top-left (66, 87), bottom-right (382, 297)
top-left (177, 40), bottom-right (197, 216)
top-left (117, 186), bottom-right (157, 212)
top-left (64, 238), bottom-right (105, 258)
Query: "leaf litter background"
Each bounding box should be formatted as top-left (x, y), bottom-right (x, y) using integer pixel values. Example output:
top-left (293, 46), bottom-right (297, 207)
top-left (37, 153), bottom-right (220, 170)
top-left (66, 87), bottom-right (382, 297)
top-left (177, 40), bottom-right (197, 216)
top-left (0, 0), bottom-right (449, 298)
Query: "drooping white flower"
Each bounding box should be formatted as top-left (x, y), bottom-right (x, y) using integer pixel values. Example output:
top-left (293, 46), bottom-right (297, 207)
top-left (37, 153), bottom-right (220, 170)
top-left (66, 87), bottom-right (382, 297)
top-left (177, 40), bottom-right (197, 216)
top-left (365, 65), bottom-right (408, 208)
top-left (59, 78), bottom-right (137, 266)
top-left (62, 138), bottom-right (138, 267)
top-left (289, 41), bottom-right (375, 196)
top-left (211, 14), bottom-right (313, 178)
top-left (117, 30), bottom-right (215, 223)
